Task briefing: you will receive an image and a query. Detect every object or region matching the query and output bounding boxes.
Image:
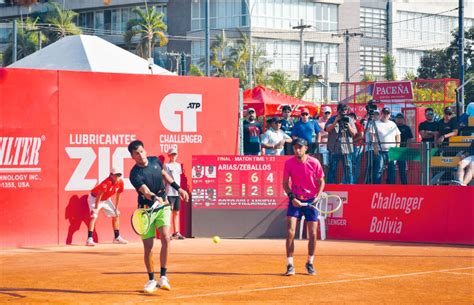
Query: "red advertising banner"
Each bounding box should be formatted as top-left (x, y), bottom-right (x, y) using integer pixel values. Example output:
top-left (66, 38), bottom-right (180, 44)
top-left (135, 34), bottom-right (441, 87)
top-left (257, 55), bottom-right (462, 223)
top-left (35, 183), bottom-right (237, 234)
top-left (192, 155), bottom-right (290, 209)
top-left (192, 156), bottom-right (473, 245)
top-left (372, 81), bottom-right (413, 100)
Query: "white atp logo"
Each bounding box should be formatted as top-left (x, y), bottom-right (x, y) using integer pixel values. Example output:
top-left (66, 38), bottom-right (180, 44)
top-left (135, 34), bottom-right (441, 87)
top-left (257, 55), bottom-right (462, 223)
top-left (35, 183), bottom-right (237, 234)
top-left (65, 147), bottom-right (132, 191)
top-left (159, 94), bottom-right (202, 132)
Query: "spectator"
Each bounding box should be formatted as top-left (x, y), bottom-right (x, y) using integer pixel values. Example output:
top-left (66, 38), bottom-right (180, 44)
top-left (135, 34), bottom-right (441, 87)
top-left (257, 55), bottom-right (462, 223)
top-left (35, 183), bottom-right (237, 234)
top-left (280, 105), bottom-right (295, 155)
top-left (325, 103), bottom-right (357, 184)
top-left (458, 102), bottom-right (474, 133)
top-left (363, 109), bottom-right (380, 184)
top-left (436, 106), bottom-right (458, 147)
top-left (418, 107), bottom-right (438, 143)
top-left (348, 112), bottom-right (364, 183)
top-left (243, 107), bottom-right (263, 155)
top-left (317, 106), bottom-right (332, 172)
top-left (395, 113), bottom-right (413, 184)
top-left (291, 108), bottom-right (320, 155)
top-left (372, 107), bottom-right (400, 184)
top-left (456, 142), bottom-right (473, 186)
top-left (261, 117), bottom-right (292, 155)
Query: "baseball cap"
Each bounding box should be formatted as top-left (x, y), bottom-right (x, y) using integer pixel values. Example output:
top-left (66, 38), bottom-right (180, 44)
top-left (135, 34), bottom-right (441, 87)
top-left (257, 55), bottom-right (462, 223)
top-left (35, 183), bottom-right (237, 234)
top-left (168, 147), bottom-right (178, 154)
top-left (381, 107), bottom-right (391, 114)
top-left (395, 113), bottom-right (404, 119)
top-left (247, 107), bottom-right (256, 114)
top-left (373, 109), bottom-right (380, 114)
top-left (292, 137), bottom-right (308, 147)
top-left (110, 167), bottom-right (122, 175)
top-left (444, 106), bottom-right (453, 115)
top-left (322, 106), bottom-right (332, 113)
top-left (282, 105), bottom-right (292, 112)
top-left (300, 107), bottom-right (310, 115)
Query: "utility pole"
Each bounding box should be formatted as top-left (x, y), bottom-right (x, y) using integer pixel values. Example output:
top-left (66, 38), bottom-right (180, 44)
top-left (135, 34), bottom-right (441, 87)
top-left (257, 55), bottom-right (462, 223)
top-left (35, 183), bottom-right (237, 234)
top-left (457, 0), bottom-right (465, 117)
top-left (293, 19), bottom-right (311, 81)
top-left (332, 30), bottom-right (363, 83)
top-left (12, 19), bottom-right (17, 63)
top-left (205, 0), bottom-right (210, 76)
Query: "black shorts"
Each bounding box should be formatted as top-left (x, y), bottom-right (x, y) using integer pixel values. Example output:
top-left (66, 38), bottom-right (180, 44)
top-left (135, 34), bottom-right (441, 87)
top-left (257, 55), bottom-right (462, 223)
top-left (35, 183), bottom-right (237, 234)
top-left (167, 196), bottom-right (180, 211)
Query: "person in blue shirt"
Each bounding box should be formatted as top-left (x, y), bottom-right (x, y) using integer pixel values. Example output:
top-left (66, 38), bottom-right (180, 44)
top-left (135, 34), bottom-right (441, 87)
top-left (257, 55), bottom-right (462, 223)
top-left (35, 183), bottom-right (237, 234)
top-left (291, 107), bottom-right (320, 154)
top-left (243, 107), bottom-right (263, 155)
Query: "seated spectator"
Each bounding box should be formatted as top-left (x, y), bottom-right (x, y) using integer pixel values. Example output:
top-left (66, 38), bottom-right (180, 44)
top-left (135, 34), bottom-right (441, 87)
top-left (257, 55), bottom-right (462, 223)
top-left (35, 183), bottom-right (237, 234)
top-left (459, 102), bottom-right (474, 133)
top-left (418, 108), bottom-right (438, 143)
top-left (261, 117), bottom-right (292, 155)
top-left (456, 142), bottom-right (473, 186)
top-left (436, 106), bottom-right (458, 147)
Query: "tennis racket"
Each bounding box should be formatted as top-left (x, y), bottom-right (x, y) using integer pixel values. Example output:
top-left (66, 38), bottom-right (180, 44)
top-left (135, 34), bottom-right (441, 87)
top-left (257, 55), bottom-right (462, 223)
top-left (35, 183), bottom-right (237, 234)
top-left (131, 201), bottom-right (170, 235)
top-left (300, 192), bottom-right (342, 241)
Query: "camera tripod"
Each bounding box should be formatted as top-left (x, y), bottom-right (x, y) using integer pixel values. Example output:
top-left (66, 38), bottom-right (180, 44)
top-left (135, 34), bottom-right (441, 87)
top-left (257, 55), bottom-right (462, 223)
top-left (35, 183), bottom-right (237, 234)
top-left (364, 114), bottom-right (383, 184)
top-left (332, 121), bottom-right (353, 184)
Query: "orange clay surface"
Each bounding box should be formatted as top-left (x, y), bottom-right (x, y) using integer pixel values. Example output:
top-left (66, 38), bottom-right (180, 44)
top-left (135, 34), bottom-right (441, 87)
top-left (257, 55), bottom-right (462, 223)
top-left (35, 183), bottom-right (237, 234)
top-left (0, 239), bottom-right (472, 304)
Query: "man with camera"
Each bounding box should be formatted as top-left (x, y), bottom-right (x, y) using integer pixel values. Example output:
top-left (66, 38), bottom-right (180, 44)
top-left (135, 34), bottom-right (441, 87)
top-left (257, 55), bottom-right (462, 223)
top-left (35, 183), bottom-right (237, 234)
top-left (324, 103), bottom-right (357, 184)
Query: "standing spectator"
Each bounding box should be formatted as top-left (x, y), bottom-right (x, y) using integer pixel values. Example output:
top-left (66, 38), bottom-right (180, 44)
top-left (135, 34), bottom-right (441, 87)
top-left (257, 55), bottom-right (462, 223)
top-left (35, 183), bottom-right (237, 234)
top-left (325, 103), bottom-right (357, 184)
top-left (372, 107), bottom-right (401, 184)
top-left (291, 108), bottom-right (320, 155)
top-left (280, 105), bottom-right (295, 155)
top-left (86, 167), bottom-right (128, 246)
top-left (317, 106), bottom-right (332, 173)
top-left (348, 112), bottom-right (364, 183)
top-left (164, 147), bottom-right (185, 240)
top-left (243, 108), bottom-right (263, 155)
top-left (261, 117), bottom-right (292, 155)
top-left (436, 106), bottom-right (459, 147)
top-left (395, 113), bottom-right (413, 184)
top-left (418, 108), bottom-right (438, 143)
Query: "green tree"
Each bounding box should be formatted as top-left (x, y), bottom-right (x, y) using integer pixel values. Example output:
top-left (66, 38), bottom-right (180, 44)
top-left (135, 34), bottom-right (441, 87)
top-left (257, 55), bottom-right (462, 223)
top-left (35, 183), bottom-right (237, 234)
top-left (3, 17), bottom-right (45, 66)
top-left (382, 53), bottom-right (397, 80)
top-left (45, 1), bottom-right (81, 42)
top-left (266, 70), bottom-right (317, 100)
top-left (403, 71), bottom-right (417, 81)
top-left (361, 72), bottom-right (376, 82)
top-left (124, 6), bottom-right (168, 59)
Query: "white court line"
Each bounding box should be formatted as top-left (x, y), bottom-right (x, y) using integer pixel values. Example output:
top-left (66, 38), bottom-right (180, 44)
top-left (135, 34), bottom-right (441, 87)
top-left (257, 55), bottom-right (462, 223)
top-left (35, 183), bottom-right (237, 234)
top-left (170, 266), bottom-right (473, 300)
top-left (439, 271), bottom-right (473, 276)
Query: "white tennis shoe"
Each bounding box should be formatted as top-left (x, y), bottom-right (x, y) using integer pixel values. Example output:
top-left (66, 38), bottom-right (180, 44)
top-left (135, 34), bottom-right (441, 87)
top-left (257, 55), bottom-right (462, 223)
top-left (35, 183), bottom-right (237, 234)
top-left (86, 238), bottom-right (96, 247)
top-left (113, 236), bottom-right (128, 244)
top-left (143, 279), bottom-right (157, 293)
top-left (158, 276), bottom-right (171, 290)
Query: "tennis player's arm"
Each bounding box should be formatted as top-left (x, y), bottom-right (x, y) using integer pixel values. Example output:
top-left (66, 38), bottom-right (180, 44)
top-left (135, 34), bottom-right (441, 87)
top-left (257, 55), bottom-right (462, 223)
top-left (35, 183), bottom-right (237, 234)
top-left (94, 189), bottom-right (104, 209)
top-left (114, 192), bottom-right (121, 210)
top-left (317, 177), bottom-right (325, 195)
top-left (162, 169), bottom-right (189, 202)
top-left (137, 184), bottom-right (163, 203)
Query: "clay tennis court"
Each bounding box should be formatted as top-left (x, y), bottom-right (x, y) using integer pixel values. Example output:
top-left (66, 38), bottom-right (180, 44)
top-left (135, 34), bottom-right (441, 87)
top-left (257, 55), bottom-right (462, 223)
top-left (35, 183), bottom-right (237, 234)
top-left (0, 239), bottom-right (472, 304)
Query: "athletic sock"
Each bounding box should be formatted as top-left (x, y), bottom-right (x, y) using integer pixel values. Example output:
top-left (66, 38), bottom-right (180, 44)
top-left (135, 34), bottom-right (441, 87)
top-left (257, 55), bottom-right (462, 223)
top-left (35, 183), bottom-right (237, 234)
top-left (307, 255), bottom-right (314, 264)
top-left (287, 257), bottom-right (294, 266)
top-left (88, 231), bottom-right (93, 238)
top-left (148, 272), bottom-right (155, 281)
top-left (160, 267), bottom-right (167, 277)
top-left (114, 230), bottom-right (119, 239)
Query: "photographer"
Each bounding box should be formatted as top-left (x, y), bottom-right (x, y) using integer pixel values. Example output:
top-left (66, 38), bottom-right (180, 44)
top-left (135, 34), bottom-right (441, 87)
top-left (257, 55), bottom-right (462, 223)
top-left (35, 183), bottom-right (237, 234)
top-left (324, 103), bottom-right (357, 184)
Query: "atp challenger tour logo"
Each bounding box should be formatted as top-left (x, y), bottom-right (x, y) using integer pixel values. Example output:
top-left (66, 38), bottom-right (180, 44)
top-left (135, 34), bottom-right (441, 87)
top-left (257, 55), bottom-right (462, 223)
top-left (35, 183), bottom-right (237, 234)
top-left (0, 136), bottom-right (45, 189)
top-left (158, 93), bottom-right (203, 153)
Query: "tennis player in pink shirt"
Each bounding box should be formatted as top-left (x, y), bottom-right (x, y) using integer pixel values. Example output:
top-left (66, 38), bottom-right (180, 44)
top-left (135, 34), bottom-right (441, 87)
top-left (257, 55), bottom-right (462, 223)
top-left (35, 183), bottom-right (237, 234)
top-left (282, 137), bottom-right (325, 276)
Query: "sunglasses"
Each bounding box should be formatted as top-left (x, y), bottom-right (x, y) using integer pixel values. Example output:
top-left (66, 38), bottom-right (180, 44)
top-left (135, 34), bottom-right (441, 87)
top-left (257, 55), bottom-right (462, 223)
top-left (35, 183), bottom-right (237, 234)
top-left (426, 112), bottom-right (434, 116)
top-left (301, 113), bottom-right (309, 116)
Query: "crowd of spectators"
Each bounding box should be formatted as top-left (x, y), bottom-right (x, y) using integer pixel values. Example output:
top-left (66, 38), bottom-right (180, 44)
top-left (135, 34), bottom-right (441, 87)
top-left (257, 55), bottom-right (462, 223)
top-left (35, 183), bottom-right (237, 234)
top-left (242, 102), bottom-right (474, 186)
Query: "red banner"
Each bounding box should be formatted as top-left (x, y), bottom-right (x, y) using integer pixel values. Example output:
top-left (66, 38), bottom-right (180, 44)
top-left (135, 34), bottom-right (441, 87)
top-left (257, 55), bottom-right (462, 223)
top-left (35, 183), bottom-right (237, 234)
top-left (191, 156), bottom-right (473, 245)
top-left (1, 68), bottom-right (240, 247)
top-left (192, 155), bottom-right (290, 209)
top-left (372, 81), bottom-right (413, 100)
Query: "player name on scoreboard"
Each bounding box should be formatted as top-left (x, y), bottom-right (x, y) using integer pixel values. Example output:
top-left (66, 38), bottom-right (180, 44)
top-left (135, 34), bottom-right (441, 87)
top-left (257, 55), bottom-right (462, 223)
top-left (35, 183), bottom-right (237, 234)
top-left (191, 155), bottom-right (290, 209)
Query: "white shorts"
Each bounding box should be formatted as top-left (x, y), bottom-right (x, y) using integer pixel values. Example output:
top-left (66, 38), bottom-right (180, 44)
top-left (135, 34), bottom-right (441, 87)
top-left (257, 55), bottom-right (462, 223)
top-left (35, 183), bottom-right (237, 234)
top-left (460, 156), bottom-right (474, 167)
top-left (87, 194), bottom-right (118, 218)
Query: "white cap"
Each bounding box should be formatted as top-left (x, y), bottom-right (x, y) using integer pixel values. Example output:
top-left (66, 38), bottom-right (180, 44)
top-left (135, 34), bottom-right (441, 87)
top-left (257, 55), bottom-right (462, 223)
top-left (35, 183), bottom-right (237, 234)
top-left (168, 147), bottom-right (178, 154)
top-left (110, 167), bottom-right (122, 175)
top-left (322, 106), bottom-right (332, 113)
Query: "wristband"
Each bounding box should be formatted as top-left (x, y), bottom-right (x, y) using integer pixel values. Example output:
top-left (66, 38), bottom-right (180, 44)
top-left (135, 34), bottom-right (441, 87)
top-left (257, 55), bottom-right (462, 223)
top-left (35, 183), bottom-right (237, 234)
top-left (287, 192), bottom-right (296, 201)
top-left (171, 182), bottom-right (181, 191)
top-left (151, 195), bottom-right (156, 202)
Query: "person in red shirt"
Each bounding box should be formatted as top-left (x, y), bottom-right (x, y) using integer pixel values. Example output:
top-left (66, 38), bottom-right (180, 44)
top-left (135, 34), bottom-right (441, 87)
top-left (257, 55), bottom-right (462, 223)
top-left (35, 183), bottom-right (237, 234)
top-left (86, 167), bottom-right (128, 246)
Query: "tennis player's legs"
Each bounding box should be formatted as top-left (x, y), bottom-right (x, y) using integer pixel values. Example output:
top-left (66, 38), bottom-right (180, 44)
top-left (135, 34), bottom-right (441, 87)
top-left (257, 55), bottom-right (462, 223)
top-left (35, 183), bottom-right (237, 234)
top-left (141, 207), bottom-right (172, 289)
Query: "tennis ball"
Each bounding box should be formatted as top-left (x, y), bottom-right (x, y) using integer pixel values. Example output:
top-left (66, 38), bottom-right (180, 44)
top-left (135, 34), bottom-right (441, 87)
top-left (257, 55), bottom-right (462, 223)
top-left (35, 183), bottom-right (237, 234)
top-left (212, 236), bottom-right (221, 244)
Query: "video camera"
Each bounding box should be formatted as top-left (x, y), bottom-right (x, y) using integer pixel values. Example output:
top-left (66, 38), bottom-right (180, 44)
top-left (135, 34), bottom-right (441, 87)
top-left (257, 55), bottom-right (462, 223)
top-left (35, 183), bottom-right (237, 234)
top-left (336, 104), bottom-right (350, 129)
top-left (365, 100), bottom-right (378, 115)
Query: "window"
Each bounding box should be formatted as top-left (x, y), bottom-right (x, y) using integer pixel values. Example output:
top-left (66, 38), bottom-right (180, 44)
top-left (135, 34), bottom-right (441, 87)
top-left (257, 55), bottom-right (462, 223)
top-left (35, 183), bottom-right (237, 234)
top-left (191, 0), bottom-right (247, 31)
top-left (360, 46), bottom-right (386, 77)
top-left (360, 7), bottom-right (387, 39)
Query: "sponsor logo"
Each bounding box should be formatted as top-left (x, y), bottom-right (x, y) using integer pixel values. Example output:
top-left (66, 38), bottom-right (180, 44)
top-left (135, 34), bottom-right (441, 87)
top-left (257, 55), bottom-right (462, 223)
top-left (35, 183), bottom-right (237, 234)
top-left (326, 191), bottom-right (348, 226)
top-left (160, 94), bottom-right (202, 132)
top-left (65, 133), bottom-right (135, 191)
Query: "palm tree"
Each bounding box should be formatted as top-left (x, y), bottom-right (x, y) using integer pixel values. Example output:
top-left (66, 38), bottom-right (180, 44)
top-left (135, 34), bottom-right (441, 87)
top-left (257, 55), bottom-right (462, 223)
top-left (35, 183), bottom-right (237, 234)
top-left (266, 70), bottom-right (317, 100)
top-left (45, 2), bottom-right (81, 42)
top-left (3, 17), bottom-right (45, 66)
top-left (124, 6), bottom-right (168, 59)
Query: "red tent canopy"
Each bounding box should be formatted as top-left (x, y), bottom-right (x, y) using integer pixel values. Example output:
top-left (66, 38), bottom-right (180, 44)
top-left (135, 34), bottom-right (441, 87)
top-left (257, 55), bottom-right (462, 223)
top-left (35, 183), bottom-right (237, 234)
top-left (243, 85), bottom-right (319, 117)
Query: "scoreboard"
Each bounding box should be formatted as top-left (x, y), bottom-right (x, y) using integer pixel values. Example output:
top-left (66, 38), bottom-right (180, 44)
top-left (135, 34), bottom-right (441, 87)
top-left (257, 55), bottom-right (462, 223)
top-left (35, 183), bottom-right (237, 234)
top-left (191, 155), bottom-right (290, 209)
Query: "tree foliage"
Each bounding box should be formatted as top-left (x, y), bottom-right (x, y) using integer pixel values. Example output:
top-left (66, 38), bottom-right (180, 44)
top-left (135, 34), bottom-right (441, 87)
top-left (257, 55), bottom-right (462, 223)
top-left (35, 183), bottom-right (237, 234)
top-left (382, 53), bottom-right (397, 81)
